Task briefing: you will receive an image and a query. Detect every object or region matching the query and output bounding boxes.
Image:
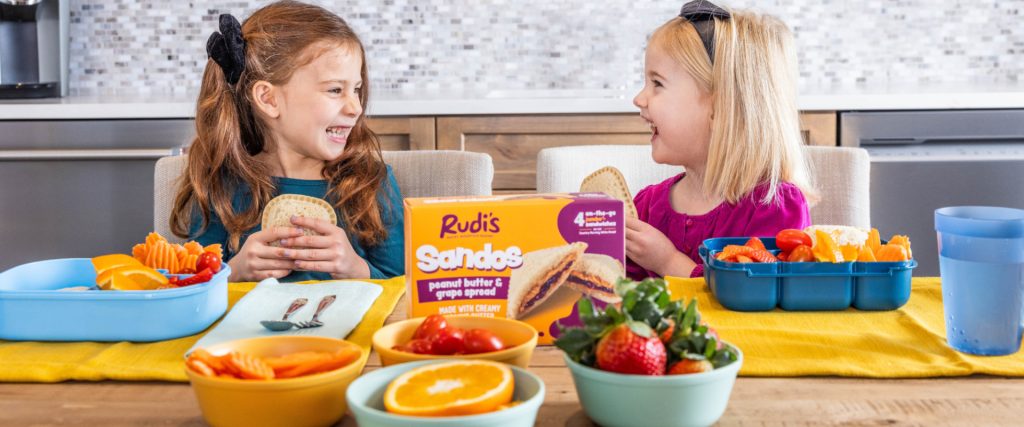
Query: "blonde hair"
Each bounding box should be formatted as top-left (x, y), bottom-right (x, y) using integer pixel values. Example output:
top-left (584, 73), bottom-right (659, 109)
top-left (649, 9), bottom-right (818, 205)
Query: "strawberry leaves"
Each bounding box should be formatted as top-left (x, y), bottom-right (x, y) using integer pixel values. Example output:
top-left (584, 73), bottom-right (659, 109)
top-left (555, 277), bottom-right (738, 371)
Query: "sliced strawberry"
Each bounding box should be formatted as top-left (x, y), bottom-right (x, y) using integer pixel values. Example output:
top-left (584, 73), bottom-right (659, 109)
top-left (744, 237), bottom-right (767, 251)
top-left (720, 244), bottom-right (777, 263)
top-left (658, 318), bottom-right (675, 344)
top-left (667, 358), bottom-right (713, 375)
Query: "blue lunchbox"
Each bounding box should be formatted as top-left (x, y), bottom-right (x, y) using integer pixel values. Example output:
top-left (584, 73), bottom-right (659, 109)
top-left (0, 258), bottom-right (229, 342)
top-left (699, 237), bottom-right (916, 311)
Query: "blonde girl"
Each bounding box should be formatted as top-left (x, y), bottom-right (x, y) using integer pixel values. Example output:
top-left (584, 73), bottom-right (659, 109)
top-left (627, 0), bottom-right (817, 279)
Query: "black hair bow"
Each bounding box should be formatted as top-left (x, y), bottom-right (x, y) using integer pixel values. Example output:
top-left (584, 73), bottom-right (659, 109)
top-left (679, 0), bottom-right (731, 63)
top-left (206, 14), bottom-right (246, 85)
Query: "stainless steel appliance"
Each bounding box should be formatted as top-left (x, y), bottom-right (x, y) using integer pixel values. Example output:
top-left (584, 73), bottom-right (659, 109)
top-left (841, 109), bottom-right (1024, 276)
top-left (0, 120), bottom-right (193, 270)
top-left (0, 0), bottom-right (69, 98)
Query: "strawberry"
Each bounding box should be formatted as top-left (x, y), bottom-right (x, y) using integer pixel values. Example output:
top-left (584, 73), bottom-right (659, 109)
top-left (667, 358), bottom-right (713, 375)
top-left (658, 318), bottom-right (675, 344)
top-left (744, 237), bottom-right (767, 251)
top-left (555, 277), bottom-right (738, 377)
top-left (596, 323), bottom-right (666, 376)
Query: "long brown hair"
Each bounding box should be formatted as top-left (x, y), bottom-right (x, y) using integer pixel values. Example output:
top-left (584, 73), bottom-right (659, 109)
top-left (170, 1), bottom-right (389, 250)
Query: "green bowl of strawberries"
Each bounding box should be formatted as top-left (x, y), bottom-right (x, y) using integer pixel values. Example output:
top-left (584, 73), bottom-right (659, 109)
top-left (555, 278), bottom-right (742, 427)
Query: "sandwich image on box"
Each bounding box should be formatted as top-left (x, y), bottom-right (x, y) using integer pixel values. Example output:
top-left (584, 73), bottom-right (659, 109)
top-left (404, 193), bottom-right (625, 344)
top-left (564, 253), bottom-right (623, 304)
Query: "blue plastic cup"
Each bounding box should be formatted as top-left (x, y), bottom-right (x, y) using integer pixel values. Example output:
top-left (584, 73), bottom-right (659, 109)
top-left (935, 206), bottom-right (1024, 356)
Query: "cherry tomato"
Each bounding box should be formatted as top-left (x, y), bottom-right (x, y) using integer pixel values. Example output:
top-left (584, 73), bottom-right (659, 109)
top-left (429, 326), bottom-right (466, 355)
top-left (463, 328), bottom-right (505, 354)
top-left (776, 229), bottom-right (812, 252)
top-left (399, 335), bottom-right (432, 352)
top-left (413, 314), bottom-right (449, 340)
top-left (196, 252), bottom-right (222, 274)
top-left (788, 244), bottom-right (815, 262)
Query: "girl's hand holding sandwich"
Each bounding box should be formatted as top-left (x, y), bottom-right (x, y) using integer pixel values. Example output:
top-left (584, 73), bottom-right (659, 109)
top-left (625, 216), bottom-right (695, 278)
top-left (279, 216), bottom-right (371, 280)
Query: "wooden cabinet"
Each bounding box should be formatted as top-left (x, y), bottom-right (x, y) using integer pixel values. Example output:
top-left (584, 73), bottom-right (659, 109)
top-left (799, 111), bottom-right (838, 147)
top-left (434, 112), bottom-right (837, 191)
top-left (366, 116), bottom-right (435, 151)
top-left (437, 114), bottom-right (650, 190)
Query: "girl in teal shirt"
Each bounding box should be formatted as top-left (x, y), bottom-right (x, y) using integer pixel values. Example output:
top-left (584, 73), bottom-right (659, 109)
top-left (168, 2), bottom-right (403, 282)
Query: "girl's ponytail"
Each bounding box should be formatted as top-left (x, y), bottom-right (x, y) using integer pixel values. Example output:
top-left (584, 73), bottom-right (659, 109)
top-left (170, 57), bottom-right (272, 250)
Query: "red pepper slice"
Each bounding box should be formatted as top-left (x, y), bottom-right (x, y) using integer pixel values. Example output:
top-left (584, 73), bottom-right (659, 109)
top-left (176, 268), bottom-right (213, 287)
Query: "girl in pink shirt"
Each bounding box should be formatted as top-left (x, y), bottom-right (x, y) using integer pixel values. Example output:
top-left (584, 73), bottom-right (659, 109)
top-left (627, 1), bottom-right (818, 280)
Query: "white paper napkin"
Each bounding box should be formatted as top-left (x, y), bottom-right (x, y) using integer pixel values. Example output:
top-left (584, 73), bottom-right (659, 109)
top-left (190, 278), bottom-right (383, 352)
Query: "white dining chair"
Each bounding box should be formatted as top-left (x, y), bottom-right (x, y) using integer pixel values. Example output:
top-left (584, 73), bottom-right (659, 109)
top-left (536, 145), bottom-right (871, 228)
top-left (154, 150), bottom-right (495, 243)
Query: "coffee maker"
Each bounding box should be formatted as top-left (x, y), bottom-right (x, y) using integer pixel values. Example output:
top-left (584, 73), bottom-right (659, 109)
top-left (0, 0), bottom-right (68, 98)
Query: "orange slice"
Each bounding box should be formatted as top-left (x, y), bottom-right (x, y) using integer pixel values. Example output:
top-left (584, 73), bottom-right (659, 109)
top-left (383, 360), bottom-right (514, 417)
top-left (92, 254), bottom-right (143, 288)
top-left (840, 244), bottom-right (861, 262)
top-left (104, 265), bottom-right (169, 291)
top-left (857, 245), bottom-right (877, 262)
top-left (812, 229), bottom-right (844, 263)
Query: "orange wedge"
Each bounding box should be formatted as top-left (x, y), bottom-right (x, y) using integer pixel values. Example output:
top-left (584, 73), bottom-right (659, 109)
top-left (383, 360), bottom-right (514, 417)
top-left (857, 245), bottom-right (877, 262)
top-left (866, 228), bottom-right (882, 254)
top-left (840, 244), bottom-right (860, 262)
top-left (92, 254), bottom-right (143, 288)
top-left (812, 229), bottom-right (844, 263)
top-left (104, 265), bottom-right (169, 291)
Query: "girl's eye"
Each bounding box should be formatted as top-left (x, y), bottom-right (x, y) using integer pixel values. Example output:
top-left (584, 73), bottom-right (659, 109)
top-left (652, 80), bottom-right (663, 88)
top-left (328, 88), bottom-right (342, 94)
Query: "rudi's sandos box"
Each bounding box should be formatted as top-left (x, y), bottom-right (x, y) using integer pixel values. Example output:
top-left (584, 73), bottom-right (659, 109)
top-left (404, 193), bottom-right (625, 344)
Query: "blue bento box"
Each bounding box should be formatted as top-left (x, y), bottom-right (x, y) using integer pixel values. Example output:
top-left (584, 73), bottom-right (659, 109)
top-left (699, 237), bottom-right (917, 311)
top-left (0, 258), bottom-right (229, 342)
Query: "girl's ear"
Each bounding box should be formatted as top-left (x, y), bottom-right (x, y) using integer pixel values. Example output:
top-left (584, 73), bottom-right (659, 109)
top-left (250, 80), bottom-right (281, 119)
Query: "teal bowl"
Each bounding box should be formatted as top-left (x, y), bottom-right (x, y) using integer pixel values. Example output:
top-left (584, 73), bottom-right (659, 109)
top-left (346, 359), bottom-right (545, 427)
top-left (565, 342), bottom-right (743, 427)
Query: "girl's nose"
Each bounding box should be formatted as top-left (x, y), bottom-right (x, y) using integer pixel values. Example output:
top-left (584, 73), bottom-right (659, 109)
top-left (633, 89), bottom-right (647, 109)
top-left (342, 95), bottom-right (362, 117)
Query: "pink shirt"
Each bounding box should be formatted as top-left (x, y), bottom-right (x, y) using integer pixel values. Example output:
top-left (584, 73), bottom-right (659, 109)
top-left (627, 173), bottom-right (811, 279)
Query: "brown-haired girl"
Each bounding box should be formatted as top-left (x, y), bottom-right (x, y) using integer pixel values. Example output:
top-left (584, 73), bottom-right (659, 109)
top-left (169, 1), bottom-right (403, 282)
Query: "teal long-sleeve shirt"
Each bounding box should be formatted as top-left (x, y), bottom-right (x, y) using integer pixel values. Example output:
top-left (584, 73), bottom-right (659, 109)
top-left (190, 166), bottom-right (405, 281)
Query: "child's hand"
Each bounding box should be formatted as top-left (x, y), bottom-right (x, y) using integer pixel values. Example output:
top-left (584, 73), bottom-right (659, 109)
top-left (280, 216), bottom-right (371, 279)
top-left (228, 227), bottom-right (305, 281)
top-left (625, 217), bottom-right (696, 277)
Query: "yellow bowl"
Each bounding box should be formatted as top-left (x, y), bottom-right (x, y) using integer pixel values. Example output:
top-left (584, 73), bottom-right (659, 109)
top-left (372, 315), bottom-right (538, 368)
top-left (185, 336), bottom-right (366, 427)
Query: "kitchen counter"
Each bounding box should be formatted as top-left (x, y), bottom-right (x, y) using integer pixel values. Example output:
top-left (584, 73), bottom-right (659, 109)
top-left (2, 83), bottom-right (1023, 120)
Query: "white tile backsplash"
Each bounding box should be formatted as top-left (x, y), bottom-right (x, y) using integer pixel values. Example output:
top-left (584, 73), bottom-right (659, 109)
top-left (68, 0), bottom-right (1024, 96)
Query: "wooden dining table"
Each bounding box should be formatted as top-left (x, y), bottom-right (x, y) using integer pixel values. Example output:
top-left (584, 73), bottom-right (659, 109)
top-left (2, 294), bottom-right (1022, 426)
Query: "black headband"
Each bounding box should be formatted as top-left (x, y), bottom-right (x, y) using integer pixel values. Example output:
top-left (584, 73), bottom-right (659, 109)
top-left (679, 0), bottom-right (731, 63)
top-left (206, 14), bottom-right (246, 85)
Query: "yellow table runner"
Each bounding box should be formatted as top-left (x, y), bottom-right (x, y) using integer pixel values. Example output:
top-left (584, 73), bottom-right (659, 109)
top-left (0, 276), bottom-right (406, 383)
top-left (668, 277), bottom-right (1024, 378)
